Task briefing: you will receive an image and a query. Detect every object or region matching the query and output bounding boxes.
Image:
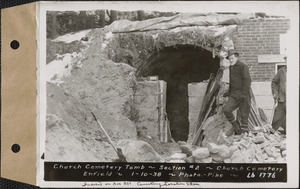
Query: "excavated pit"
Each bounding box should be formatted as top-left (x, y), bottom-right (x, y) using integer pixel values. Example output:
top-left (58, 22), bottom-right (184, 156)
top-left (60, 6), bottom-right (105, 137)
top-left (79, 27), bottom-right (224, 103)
top-left (137, 45), bottom-right (220, 141)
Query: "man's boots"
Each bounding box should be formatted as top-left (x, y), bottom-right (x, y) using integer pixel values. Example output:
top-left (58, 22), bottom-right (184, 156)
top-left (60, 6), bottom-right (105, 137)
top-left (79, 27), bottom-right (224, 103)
top-left (240, 124), bottom-right (249, 134)
top-left (230, 120), bottom-right (241, 135)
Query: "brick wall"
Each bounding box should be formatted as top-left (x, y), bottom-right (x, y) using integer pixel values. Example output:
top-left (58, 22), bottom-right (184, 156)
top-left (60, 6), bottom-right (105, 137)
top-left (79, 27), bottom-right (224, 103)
top-left (233, 18), bottom-right (290, 81)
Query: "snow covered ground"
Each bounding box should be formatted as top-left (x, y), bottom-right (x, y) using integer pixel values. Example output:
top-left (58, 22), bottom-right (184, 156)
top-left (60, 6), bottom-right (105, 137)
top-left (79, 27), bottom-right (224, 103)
top-left (52, 29), bottom-right (91, 43)
top-left (47, 30), bottom-right (92, 84)
top-left (46, 52), bottom-right (83, 84)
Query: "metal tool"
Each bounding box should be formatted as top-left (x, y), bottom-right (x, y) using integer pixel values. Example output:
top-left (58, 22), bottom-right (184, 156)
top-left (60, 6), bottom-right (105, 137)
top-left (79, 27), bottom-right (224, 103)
top-left (91, 112), bottom-right (127, 162)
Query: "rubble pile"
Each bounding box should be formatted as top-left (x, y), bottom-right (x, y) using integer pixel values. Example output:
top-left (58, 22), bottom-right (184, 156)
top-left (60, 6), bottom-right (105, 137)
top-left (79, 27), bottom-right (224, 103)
top-left (228, 131), bottom-right (286, 163)
top-left (168, 131), bottom-right (286, 163)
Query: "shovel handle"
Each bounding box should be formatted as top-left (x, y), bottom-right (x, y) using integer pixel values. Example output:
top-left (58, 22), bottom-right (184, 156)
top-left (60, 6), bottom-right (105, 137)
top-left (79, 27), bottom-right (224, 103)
top-left (91, 112), bottom-right (118, 153)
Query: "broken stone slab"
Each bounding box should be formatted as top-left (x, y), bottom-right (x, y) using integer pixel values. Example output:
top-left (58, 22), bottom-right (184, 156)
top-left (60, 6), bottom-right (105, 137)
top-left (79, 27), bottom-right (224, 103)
top-left (260, 141), bottom-right (271, 148)
top-left (185, 156), bottom-right (195, 163)
top-left (280, 144), bottom-right (286, 151)
top-left (256, 132), bottom-right (265, 137)
top-left (229, 145), bottom-right (239, 153)
top-left (255, 154), bottom-right (264, 162)
top-left (168, 159), bottom-right (186, 163)
top-left (192, 147), bottom-right (210, 159)
top-left (243, 149), bottom-right (256, 160)
top-left (264, 147), bottom-right (274, 158)
top-left (265, 157), bottom-right (277, 163)
top-left (277, 157), bottom-right (286, 163)
top-left (218, 144), bottom-right (232, 159)
top-left (252, 135), bottom-right (265, 144)
top-left (232, 141), bottom-right (241, 145)
top-left (230, 153), bottom-right (251, 163)
top-left (273, 148), bottom-right (281, 154)
top-left (171, 153), bottom-right (187, 160)
top-left (179, 144), bottom-right (195, 156)
top-left (195, 157), bottom-right (212, 163)
top-left (215, 132), bottom-right (234, 147)
top-left (233, 149), bottom-right (242, 155)
top-left (240, 139), bottom-right (251, 149)
top-left (274, 142), bottom-right (281, 147)
top-left (262, 153), bottom-right (269, 160)
top-left (264, 133), bottom-right (270, 140)
top-left (210, 153), bottom-right (225, 162)
top-left (233, 135), bottom-right (243, 142)
top-left (273, 133), bottom-right (283, 141)
top-left (206, 143), bottom-right (220, 153)
top-left (248, 132), bottom-right (254, 137)
top-left (255, 146), bottom-right (263, 154)
top-left (178, 141), bottom-right (187, 145)
top-left (273, 152), bottom-right (282, 159)
top-left (201, 116), bottom-right (216, 131)
top-left (269, 145), bottom-right (276, 152)
top-left (252, 159), bottom-right (259, 163)
top-left (224, 159), bottom-right (231, 163)
top-left (282, 150), bottom-right (286, 157)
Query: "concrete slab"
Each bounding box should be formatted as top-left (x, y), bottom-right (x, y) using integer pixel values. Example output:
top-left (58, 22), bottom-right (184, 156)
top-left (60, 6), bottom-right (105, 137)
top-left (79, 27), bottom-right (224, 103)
top-left (189, 95), bottom-right (205, 104)
top-left (135, 81), bottom-right (159, 96)
top-left (188, 82), bottom-right (208, 97)
top-left (138, 108), bottom-right (159, 122)
top-left (134, 95), bottom-right (158, 108)
top-left (137, 122), bottom-right (159, 139)
top-left (188, 111), bottom-right (200, 125)
top-left (256, 96), bottom-right (274, 110)
top-left (189, 123), bottom-right (197, 136)
top-left (252, 82), bottom-right (272, 96)
top-left (251, 82), bottom-right (274, 122)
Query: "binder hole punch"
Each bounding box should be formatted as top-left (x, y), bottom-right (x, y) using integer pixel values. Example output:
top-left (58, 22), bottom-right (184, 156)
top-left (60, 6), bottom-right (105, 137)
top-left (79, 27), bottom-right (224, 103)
top-left (10, 40), bottom-right (20, 49)
top-left (11, 144), bottom-right (20, 153)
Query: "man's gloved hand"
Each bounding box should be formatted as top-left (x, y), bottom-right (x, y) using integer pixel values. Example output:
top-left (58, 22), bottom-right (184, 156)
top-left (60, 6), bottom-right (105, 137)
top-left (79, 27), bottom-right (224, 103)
top-left (223, 91), bottom-right (230, 97)
top-left (273, 93), bottom-right (278, 101)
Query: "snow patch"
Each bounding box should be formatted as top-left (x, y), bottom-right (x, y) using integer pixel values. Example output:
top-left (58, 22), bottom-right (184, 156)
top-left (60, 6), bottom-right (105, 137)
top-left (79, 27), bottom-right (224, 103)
top-left (105, 32), bottom-right (113, 39)
top-left (47, 52), bottom-right (83, 84)
top-left (52, 29), bottom-right (91, 43)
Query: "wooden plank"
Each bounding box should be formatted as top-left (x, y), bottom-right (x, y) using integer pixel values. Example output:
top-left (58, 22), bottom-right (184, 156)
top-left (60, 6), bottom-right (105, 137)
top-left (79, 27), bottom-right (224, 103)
top-left (192, 96), bottom-right (216, 145)
top-left (205, 73), bottom-right (215, 95)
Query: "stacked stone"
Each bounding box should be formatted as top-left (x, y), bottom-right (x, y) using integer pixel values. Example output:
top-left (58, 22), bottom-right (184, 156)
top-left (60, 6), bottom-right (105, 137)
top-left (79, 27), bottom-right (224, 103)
top-left (187, 82), bottom-right (208, 142)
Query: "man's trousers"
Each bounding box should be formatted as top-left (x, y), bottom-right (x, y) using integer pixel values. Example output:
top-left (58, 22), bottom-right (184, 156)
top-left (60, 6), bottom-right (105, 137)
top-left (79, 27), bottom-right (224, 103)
top-left (222, 91), bottom-right (251, 130)
top-left (272, 102), bottom-right (286, 134)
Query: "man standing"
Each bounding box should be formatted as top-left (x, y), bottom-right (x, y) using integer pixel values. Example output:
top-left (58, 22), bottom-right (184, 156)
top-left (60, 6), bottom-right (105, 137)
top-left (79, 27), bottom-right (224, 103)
top-left (271, 62), bottom-right (286, 134)
top-left (222, 50), bottom-right (252, 135)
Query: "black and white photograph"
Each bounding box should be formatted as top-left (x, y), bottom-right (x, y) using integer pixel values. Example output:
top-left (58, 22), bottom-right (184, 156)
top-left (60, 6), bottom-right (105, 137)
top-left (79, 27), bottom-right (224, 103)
top-left (37, 1), bottom-right (299, 188)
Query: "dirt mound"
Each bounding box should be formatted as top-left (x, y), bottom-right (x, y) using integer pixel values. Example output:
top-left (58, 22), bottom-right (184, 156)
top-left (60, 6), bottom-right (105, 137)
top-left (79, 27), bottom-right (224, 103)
top-left (46, 114), bottom-right (111, 161)
top-left (46, 28), bottom-right (142, 161)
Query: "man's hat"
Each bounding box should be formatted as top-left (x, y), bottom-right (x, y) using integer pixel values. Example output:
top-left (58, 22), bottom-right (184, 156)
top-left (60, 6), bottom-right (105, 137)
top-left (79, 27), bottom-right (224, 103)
top-left (226, 50), bottom-right (239, 59)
